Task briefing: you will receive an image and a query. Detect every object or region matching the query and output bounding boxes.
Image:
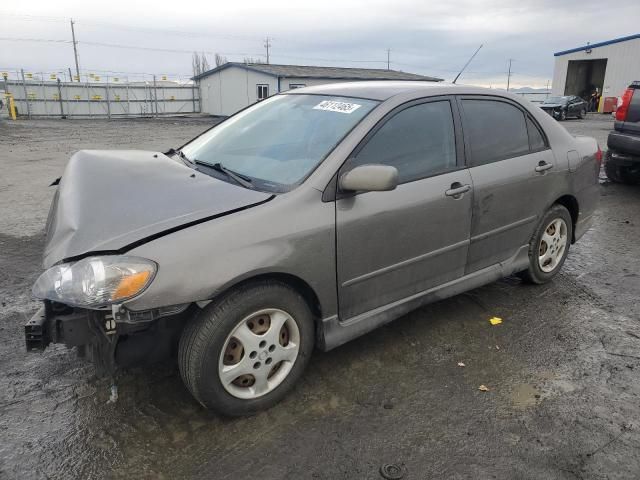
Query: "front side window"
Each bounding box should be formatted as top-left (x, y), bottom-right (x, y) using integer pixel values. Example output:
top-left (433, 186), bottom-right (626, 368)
top-left (257, 84), bottom-right (269, 100)
top-left (181, 94), bottom-right (379, 191)
top-left (461, 99), bottom-right (530, 166)
top-left (347, 101), bottom-right (457, 184)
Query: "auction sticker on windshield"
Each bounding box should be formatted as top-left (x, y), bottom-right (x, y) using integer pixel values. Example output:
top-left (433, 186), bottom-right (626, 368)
top-left (313, 100), bottom-right (361, 114)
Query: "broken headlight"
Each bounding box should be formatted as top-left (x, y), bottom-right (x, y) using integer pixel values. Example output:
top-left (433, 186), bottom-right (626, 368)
top-left (32, 256), bottom-right (157, 308)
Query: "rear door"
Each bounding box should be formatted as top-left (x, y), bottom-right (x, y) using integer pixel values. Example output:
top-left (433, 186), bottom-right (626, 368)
top-left (458, 96), bottom-right (559, 273)
top-left (335, 97), bottom-right (473, 320)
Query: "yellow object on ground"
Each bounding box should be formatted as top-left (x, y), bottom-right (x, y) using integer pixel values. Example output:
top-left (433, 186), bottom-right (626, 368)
top-left (489, 317), bottom-right (503, 325)
top-left (6, 94), bottom-right (17, 120)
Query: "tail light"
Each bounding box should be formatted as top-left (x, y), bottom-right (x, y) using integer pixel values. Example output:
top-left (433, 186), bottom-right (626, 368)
top-left (615, 88), bottom-right (635, 121)
top-left (595, 145), bottom-right (603, 165)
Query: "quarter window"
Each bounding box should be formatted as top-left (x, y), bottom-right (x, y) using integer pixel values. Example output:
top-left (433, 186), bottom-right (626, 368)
top-left (526, 116), bottom-right (547, 152)
top-left (462, 99), bottom-right (530, 166)
top-left (289, 84), bottom-right (306, 89)
top-left (257, 84), bottom-right (269, 101)
top-left (349, 101), bottom-right (457, 184)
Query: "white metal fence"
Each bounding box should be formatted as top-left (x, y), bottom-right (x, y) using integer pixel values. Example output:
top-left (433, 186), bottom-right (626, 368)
top-left (3, 75), bottom-right (200, 118)
top-left (513, 92), bottom-right (552, 104)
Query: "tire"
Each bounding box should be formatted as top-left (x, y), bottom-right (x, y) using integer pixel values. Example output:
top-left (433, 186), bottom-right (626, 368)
top-left (605, 154), bottom-right (640, 185)
top-left (518, 205), bottom-right (573, 284)
top-left (578, 108), bottom-right (586, 119)
top-left (559, 109), bottom-right (567, 121)
top-left (179, 280), bottom-right (315, 416)
top-left (605, 157), bottom-right (624, 183)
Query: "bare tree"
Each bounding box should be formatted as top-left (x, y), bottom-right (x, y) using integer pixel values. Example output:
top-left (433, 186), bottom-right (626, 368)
top-left (192, 52), bottom-right (211, 76)
top-left (243, 57), bottom-right (265, 64)
top-left (215, 53), bottom-right (227, 67)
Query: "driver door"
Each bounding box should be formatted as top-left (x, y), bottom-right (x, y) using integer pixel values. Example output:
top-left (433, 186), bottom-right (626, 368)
top-left (335, 98), bottom-right (473, 320)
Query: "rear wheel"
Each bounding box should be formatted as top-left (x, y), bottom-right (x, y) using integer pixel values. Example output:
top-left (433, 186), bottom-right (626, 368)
top-left (605, 154), bottom-right (640, 184)
top-left (519, 205), bottom-right (572, 284)
top-left (179, 280), bottom-right (314, 415)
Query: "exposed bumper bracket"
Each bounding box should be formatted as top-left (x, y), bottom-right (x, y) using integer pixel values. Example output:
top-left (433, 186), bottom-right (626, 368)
top-left (25, 306), bottom-right (50, 351)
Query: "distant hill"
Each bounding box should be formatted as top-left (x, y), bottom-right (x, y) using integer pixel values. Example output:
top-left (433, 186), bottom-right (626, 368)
top-left (509, 87), bottom-right (551, 93)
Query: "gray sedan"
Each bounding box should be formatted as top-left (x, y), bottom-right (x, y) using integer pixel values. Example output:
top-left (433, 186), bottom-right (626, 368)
top-left (29, 82), bottom-right (601, 415)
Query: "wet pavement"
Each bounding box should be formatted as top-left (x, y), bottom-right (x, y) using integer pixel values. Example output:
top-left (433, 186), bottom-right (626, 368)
top-left (1, 114), bottom-right (639, 479)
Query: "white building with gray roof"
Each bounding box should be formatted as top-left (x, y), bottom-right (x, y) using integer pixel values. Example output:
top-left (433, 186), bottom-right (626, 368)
top-left (193, 62), bottom-right (442, 116)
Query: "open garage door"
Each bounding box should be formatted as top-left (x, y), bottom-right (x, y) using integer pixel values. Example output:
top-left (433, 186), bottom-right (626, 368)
top-left (564, 59), bottom-right (607, 101)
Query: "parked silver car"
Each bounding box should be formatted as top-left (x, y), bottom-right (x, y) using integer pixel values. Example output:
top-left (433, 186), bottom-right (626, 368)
top-left (28, 82), bottom-right (601, 415)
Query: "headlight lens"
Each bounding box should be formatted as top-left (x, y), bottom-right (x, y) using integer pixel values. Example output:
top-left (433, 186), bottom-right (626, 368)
top-left (32, 256), bottom-right (157, 307)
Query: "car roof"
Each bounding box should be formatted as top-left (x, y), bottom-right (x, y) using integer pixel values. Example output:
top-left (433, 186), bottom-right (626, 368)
top-left (283, 81), bottom-right (516, 101)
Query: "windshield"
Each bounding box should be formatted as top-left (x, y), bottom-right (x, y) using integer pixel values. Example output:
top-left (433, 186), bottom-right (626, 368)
top-left (544, 96), bottom-right (568, 104)
top-left (181, 94), bottom-right (379, 192)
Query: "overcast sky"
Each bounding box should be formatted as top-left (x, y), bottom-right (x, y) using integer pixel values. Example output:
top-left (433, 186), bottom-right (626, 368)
top-left (1, 0), bottom-right (639, 88)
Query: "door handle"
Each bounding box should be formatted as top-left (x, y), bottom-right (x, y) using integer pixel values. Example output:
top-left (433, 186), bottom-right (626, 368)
top-left (535, 161), bottom-right (554, 173)
top-left (445, 182), bottom-right (471, 198)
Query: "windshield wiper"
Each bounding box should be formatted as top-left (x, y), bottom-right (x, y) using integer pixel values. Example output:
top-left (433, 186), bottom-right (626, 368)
top-left (176, 150), bottom-right (196, 167)
top-left (165, 148), bottom-right (196, 168)
top-left (206, 162), bottom-right (254, 189)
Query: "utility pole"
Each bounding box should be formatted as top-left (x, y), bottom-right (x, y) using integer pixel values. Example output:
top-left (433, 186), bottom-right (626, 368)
top-left (70, 19), bottom-right (81, 82)
top-left (264, 37), bottom-right (271, 64)
top-left (387, 49), bottom-right (391, 70)
top-left (506, 58), bottom-right (513, 91)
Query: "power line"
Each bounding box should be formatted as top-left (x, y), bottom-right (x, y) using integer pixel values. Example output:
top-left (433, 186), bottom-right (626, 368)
top-left (0, 37), bottom-right (264, 57)
top-left (0, 12), bottom-right (263, 42)
top-left (81, 40), bottom-right (264, 57)
top-left (0, 37), bottom-right (72, 44)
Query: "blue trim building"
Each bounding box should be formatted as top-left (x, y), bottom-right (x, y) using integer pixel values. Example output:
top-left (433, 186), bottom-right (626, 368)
top-left (552, 34), bottom-right (640, 109)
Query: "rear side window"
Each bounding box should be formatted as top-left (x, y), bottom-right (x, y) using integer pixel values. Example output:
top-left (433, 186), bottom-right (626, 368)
top-left (462, 99), bottom-right (530, 166)
top-left (349, 100), bottom-right (457, 183)
top-left (527, 116), bottom-right (547, 151)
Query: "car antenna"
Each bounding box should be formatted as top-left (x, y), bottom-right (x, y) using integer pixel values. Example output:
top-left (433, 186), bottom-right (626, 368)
top-left (452, 44), bottom-right (483, 84)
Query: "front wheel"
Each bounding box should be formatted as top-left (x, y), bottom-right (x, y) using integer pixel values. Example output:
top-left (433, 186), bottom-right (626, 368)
top-left (578, 108), bottom-right (586, 119)
top-left (518, 205), bottom-right (572, 284)
top-left (178, 280), bottom-right (315, 415)
top-left (559, 109), bottom-right (567, 121)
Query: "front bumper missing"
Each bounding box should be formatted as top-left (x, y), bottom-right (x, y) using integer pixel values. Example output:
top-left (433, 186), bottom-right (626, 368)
top-left (541, 108), bottom-right (560, 118)
top-left (25, 301), bottom-right (101, 352)
top-left (25, 301), bottom-right (194, 375)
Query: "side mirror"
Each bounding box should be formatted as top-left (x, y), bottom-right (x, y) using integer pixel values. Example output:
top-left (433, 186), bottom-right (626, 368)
top-left (339, 164), bottom-right (399, 193)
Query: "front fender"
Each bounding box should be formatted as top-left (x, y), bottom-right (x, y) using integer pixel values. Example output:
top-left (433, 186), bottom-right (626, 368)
top-left (123, 188), bottom-right (338, 319)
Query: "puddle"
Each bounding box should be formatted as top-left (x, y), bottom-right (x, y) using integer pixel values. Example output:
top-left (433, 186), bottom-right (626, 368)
top-left (509, 383), bottom-right (541, 408)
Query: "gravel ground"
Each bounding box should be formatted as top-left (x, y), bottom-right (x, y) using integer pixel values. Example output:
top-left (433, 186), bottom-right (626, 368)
top-left (1, 114), bottom-right (639, 480)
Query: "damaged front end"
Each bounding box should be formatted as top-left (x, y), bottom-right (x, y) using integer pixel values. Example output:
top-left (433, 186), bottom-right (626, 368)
top-left (26, 300), bottom-right (194, 375)
top-left (26, 148), bottom-right (274, 374)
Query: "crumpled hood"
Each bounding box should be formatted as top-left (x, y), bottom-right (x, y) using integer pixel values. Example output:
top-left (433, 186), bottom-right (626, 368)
top-left (540, 103), bottom-right (563, 109)
top-left (43, 150), bottom-right (273, 268)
